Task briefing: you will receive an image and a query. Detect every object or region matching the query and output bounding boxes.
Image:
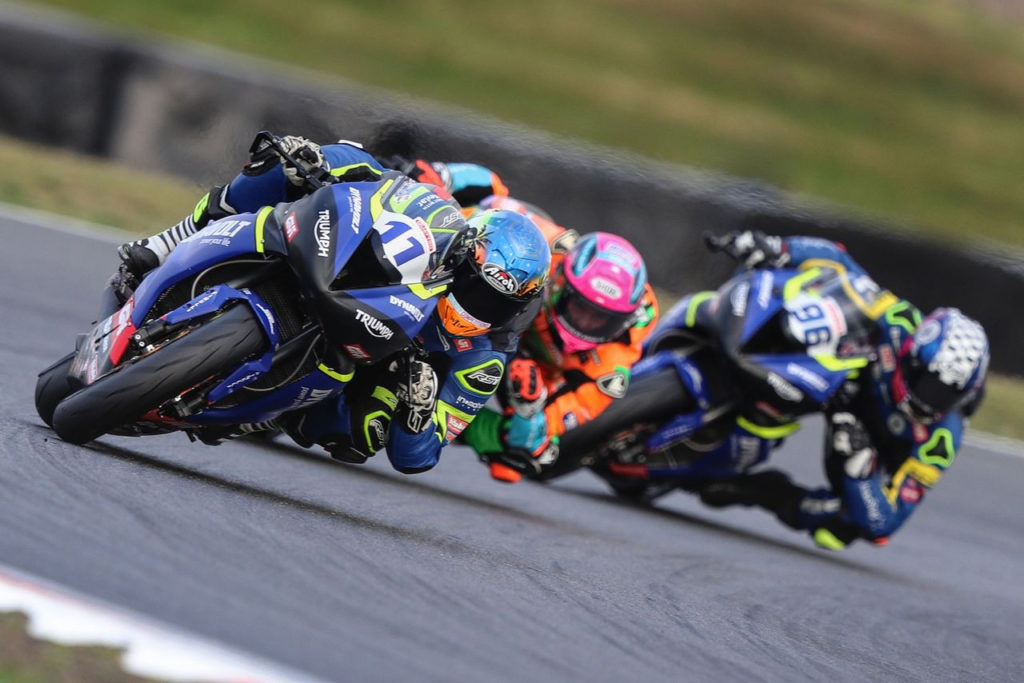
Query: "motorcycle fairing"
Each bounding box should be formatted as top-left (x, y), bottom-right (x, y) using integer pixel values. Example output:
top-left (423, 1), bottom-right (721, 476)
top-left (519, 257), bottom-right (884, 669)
top-left (185, 366), bottom-right (349, 425)
top-left (132, 211), bottom-right (283, 328)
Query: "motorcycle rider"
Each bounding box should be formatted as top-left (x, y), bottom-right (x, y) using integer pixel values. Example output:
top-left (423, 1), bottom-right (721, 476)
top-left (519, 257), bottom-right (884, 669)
top-left (457, 196), bottom-right (660, 483)
top-left (114, 133), bottom-right (550, 473)
top-left (686, 231), bottom-right (990, 549)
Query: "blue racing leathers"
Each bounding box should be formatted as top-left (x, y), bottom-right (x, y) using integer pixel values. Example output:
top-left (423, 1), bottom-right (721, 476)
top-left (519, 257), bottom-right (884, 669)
top-left (778, 237), bottom-right (964, 543)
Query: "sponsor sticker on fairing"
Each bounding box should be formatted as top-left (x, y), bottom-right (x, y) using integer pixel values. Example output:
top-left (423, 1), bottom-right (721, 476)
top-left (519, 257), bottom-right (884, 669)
top-left (284, 212), bottom-right (300, 242)
top-left (344, 343), bottom-right (371, 360)
top-left (454, 338), bottom-right (473, 352)
top-left (314, 209), bottom-right (332, 258)
top-left (355, 309), bottom-right (394, 340)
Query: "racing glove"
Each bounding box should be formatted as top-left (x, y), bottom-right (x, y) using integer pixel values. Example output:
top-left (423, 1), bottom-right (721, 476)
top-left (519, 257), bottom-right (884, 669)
top-left (830, 412), bottom-right (876, 478)
top-left (705, 230), bottom-right (788, 269)
top-left (504, 358), bottom-right (548, 418)
top-left (244, 133), bottom-right (329, 187)
top-left (500, 412), bottom-right (559, 476)
top-left (392, 357), bottom-right (438, 434)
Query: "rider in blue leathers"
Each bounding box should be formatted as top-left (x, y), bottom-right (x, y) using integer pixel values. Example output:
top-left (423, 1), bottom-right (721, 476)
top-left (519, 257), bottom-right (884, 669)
top-left (115, 133), bottom-right (549, 473)
top-left (684, 232), bottom-right (990, 549)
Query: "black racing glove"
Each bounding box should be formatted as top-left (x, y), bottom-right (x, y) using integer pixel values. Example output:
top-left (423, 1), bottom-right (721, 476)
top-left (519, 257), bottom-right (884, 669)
top-left (704, 230), bottom-right (788, 269)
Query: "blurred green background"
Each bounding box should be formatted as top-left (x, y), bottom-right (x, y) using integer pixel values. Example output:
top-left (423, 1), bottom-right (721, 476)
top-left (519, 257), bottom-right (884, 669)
top-left (11, 0), bottom-right (1024, 248)
top-left (0, 0), bottom-right (1021, 439)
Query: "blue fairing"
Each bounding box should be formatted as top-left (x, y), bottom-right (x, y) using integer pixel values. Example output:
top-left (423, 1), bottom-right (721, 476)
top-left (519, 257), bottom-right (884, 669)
top-left (347, 285), bottom-right (439, 340)
top-left (132, 214), bottom-right (270, 327)
top-left (741, 270), bottom-right (784, 344)
top-left (189, 370), bottom-right (347, 425)
top-left (748, 353), bottom-right (849, 404)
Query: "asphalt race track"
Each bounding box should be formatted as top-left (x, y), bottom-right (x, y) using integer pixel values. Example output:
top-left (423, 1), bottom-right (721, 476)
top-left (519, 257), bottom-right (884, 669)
top-left (2, 212), bottom-right (1023, 682)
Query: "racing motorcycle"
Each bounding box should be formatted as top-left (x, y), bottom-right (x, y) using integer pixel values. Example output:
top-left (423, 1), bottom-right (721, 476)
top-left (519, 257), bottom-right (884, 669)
top-left (36, 137), bottom-right (463, 446)
top-left (542, 239), bottom-right (889, 500)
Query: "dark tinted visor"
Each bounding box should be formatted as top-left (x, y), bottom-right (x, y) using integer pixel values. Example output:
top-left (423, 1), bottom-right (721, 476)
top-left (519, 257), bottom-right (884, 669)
top-left (553, 281), bottom-right (635, 343)
top-left (901, 354), bottom-right (963, 418)
top-left (448, 256), bottom-right (526, 329)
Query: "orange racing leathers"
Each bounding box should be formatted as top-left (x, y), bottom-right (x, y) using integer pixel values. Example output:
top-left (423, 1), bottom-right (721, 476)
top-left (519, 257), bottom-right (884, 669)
top-left (461, 210), bottom-right (659, 481)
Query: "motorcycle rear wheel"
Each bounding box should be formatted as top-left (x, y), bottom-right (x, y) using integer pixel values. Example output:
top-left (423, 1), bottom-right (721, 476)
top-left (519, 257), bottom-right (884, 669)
top-left (52, 304), bottom-right (266, 445)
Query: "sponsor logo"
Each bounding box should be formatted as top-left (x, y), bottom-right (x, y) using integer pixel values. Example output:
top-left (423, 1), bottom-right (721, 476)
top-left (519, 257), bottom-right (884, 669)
top-left (355, 310), bottom-right (394, 340)
top-left (468, 369), bottom-right (501, 386)
top-left (202, 219), bottom-right (250, 238)
top-left (591, 277), bottom-right (622, 300)
top-left (348, 188), bottom-right (363, 234)
top-left (596, 372), bottom-right (629, 398)
top-left (437, 208), bottom-right (462, 229)
top-left (417, 194), bottom-right (443, 211)
top-left (288, 387), bottom-right (335, 410)
top-left (879, 345), bottom-right (896, 372)
top-left (344, 343), bottom-right (371, 360)
top-left (756, 271), bottom-right (773, 309)
top-left (225, 371), bottom-right (260, 392)
top-left (454, 338), bottom-right (473, 352)
top-left (367, 416), bottom-right (388, 448)
top-left (482, 263), bottom-right (518, 294)
top-left (857, 480), bottom-right (884, 526)
top-left (284, 212), bottom-right (300, 242)
top-left (389, 295), bottom-right (424, 322)
top-left (767, 372), bottom-right (803, 402)
top-left (730, 281), bottom-right (749, 317)
top-left (445, 415), bottom-right (469, 442)
top-left (255, 302), bottom-right (276, 336)
top-left (184, 289), bottom-right (218, 313)
top-left (735, 435), bottom-right (764, 470)
top-left (900, 478), bottom-right (924, 504)
top-left (912, 422), bottom-right (928, 443)
top-left (455, 395), bottom-right (485, 411)
top-left (785, 362), bottom-right (830, 393)
top-left (412, 216), bottom-right (435, 252)
top-left (315, 209), bottom-right (332, 258)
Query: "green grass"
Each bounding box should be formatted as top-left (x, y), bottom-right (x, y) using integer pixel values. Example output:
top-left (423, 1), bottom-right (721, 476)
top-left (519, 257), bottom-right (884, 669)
top-left (0, 612), bottom-right (160, 683)
top-left (13, 0), bottom-right (1024, 248)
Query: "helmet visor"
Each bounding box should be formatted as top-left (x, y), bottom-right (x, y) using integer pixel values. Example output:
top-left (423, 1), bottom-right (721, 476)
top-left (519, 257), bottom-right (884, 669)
top-left (553, 281), bottom-right (636, 344)
top-left (444, 255), bottom-right (528, 330)
top-left (898, 353), bottom-right (966, 420)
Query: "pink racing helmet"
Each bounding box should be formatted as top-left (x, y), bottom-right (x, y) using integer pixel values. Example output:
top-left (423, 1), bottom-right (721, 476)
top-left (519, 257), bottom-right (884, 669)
top-left (550, 232), bottom-right (647, 353)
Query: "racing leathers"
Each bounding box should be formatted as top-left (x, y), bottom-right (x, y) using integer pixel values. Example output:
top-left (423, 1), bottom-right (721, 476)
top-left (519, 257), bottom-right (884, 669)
top-left (462, 220), bottom-right (660, 480)
top-left (119, 135), bottom-right (531, 473)
top-left (696, 235), bottom-right (970, 549)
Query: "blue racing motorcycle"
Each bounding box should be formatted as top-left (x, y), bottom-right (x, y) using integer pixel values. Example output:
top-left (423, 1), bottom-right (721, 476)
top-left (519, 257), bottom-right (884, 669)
top-left (36, 166), bottom-right (465, 446)
top-left (547, 242), bottom-right (894, 500)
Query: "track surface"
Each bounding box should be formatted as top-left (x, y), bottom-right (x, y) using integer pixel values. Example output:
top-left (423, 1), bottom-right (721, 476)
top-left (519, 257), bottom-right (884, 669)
top-left (2, 215), bottom-right (1023, 682)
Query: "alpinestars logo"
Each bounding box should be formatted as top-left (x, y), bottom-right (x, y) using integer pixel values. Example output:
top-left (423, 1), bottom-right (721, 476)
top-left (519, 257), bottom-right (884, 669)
top-left (596, 372), bottom-right (629, 398)
top-left (355, 309), bottom-right (394, 339)
top-left (315, 209), bottom-right (332, 257)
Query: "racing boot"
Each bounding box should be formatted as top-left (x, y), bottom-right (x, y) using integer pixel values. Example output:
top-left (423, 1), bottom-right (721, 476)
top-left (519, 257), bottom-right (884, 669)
top-left (118, 185), bottom-right (235, 281)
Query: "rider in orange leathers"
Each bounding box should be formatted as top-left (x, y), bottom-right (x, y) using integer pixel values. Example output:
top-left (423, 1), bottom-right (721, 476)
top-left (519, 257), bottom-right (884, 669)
top-left (459, 196), bottom-right (659, 482)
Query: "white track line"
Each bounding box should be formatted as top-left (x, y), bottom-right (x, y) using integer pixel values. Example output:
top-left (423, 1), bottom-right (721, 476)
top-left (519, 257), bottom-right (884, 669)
top-left (0, 563), bottom-right (326, 683)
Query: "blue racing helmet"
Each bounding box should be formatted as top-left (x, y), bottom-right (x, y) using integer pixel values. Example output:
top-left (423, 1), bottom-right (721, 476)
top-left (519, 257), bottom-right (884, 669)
top-left (893, 308), bottom-right (990, 422)
top-left (437, 209), bottom-right (551, 336)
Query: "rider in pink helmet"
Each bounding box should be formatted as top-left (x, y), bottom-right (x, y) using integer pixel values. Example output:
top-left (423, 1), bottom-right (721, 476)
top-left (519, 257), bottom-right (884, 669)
top-left (551, 232), bottom-right (649, 354)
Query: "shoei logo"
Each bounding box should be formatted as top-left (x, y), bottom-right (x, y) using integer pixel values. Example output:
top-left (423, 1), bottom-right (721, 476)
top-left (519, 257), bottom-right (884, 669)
top-left (590, 277), bottom-right (622, 300)
top-left (315, 209), bottom-right (332, 258)
top-left (389, 295), bottom-right (424, 322)
top-left (482, 263), bottom-right (518, 294)
top-left (355, 309), bottom-right (394, 340)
